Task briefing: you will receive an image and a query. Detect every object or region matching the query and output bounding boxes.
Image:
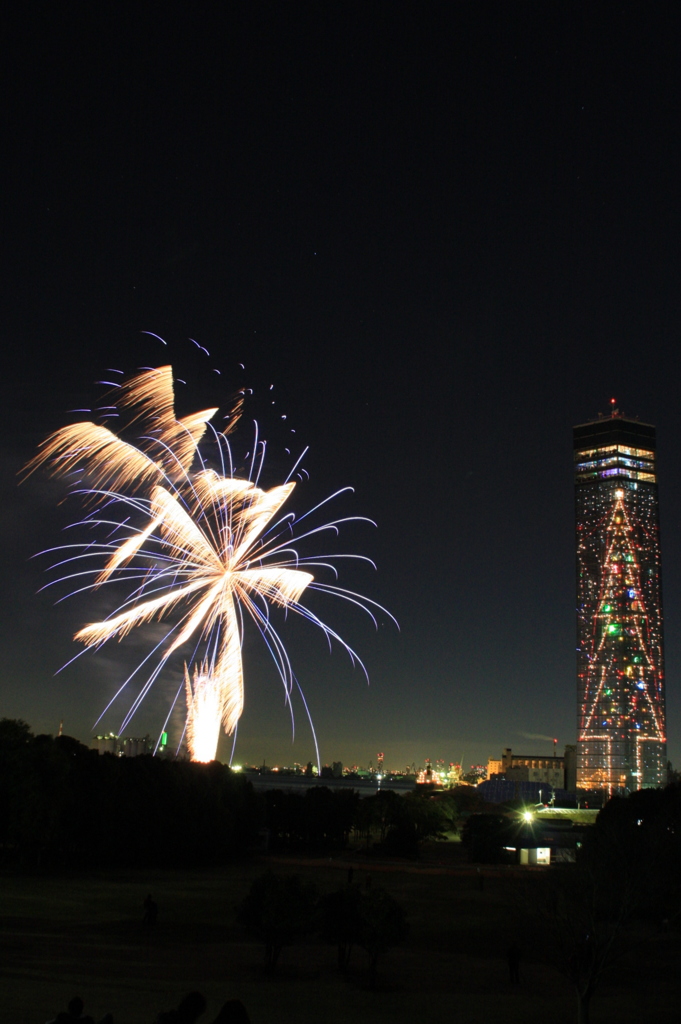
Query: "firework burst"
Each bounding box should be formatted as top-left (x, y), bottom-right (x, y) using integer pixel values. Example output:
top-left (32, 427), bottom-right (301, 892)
top-left (26, 365), bottom-right (393, 762)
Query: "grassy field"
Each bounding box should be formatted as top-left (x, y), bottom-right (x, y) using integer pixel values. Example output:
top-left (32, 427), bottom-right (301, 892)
top-left (1, 849), bottom-right (677, 1024)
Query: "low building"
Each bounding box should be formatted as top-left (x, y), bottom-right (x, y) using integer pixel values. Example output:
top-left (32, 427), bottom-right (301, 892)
top-left (500, 747), bottom-right (566, 789)
top-left (477, 777), bottom-right (575, 807)
top-left (465, 809), bottom-right (593, 865)
top-left (92, 733), bottom-right (153, 756)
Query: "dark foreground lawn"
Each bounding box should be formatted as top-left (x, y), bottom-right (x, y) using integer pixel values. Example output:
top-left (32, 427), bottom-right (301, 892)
top-left (2, 849), bottom-right (678, 1024)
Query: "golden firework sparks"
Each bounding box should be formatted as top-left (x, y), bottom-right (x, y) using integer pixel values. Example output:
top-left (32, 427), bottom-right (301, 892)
top-left (27, 364), bottom-right (394, 762)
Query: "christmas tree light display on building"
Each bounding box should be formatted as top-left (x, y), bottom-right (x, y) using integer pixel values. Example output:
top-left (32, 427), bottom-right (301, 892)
top-left (574, 405), bottom-right (666, 793)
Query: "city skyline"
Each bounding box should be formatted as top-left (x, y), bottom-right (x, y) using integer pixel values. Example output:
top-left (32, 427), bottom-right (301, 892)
top-left (89, 727), bottom-right (564, 782)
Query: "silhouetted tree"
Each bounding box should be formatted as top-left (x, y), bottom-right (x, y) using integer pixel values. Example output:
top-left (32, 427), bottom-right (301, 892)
top-left (319, 884), bottom-right (363, 971)
top-left (357, 884), bottom-right (408, 988)
top-left (595, 785), bottom-right (681, 924)
top-left (0, 718), bottom-right (34, 853)
top-left (521, 860), bottom-right (634, 1024)
top-left (263, 787), bottom-right (358, 851)
top-left (461, 813), bottom-right (516, 863)
top-left (352, 790), bottom-right (401, 847)
top-left (0, 717), bottom-right (31, 749)
top-left (353, 789), bottom-right (449, 856)
top-left (320, 881), bottom-right (408, 984)
top-left (382, 791), bottom-right (450, 855)
top-left (236, 871), bottom-right (318, 972)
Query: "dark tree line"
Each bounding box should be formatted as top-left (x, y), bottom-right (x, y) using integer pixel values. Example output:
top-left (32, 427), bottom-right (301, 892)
top-left (0, 720), bottom-right (494, 869)
top-left (353, 789), bottom-right (452, 855)
top-left (263, 786), bottom-right (359, 850)
top-left (0, 720), bottom-right (260, 867)
top-left (262, 782), bottom-right (480, 855)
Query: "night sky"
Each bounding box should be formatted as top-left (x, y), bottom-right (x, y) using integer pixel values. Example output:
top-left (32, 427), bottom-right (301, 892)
top-left (3, 3), bottom-right (681, 771)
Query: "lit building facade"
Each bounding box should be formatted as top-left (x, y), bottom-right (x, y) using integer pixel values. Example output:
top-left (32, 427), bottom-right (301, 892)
top-left (92, 733), bottom-right (154, 756)
top-left (500, 747), bottom-right (565, 788)
top-left (574, 411), bottom-right (666, 792)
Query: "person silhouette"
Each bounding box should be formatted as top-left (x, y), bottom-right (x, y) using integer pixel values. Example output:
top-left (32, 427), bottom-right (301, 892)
top-left (46, 996), bottom-right (95, 1023)
top-left (208, 1001), bottom-right (251, 1024)
top-left (143, 893), bottom-right (159, 926)
top-left (154, 991), bottom-right (207, 1024)
top-left (506, 942), bottom-right (521, 984)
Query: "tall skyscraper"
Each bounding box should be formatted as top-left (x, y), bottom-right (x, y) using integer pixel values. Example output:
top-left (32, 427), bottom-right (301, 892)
top-left (574, 408), bottom-right (666, 793)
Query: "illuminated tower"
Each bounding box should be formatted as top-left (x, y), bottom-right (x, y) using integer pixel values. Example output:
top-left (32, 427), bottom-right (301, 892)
top-left (574, 407), bottom-right (666, 793)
